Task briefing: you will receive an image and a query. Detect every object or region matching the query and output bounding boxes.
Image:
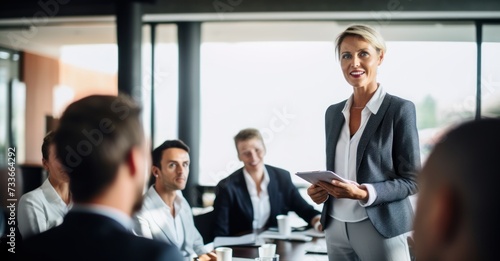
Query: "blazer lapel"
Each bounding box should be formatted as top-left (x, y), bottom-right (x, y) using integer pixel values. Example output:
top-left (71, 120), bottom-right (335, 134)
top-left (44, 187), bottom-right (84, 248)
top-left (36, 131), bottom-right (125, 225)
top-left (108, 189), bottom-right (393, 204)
top-left (148, 189), bottom-right (178, 246)
top-left (322, 101), bottom-right (346, 228)
top-left (326, 102), bottom-right (346, 172)
top-left (266, 166), bottom-right (280, 221)
top-left (356, 94), bottom-right (393, 174)
top-left (178, 198), bottom-right (190, 251)
top-left (235, 170), bottom-right (254, 223)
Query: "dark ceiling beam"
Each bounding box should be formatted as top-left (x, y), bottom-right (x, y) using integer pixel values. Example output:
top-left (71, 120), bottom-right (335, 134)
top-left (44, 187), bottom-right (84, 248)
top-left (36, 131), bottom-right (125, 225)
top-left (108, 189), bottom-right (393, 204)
top-left (142, 0), bottom-right (500, 13)
top-left (0, 0), bottom-right (116, 18)
top-left (1, 0), bottom-right (500, 19)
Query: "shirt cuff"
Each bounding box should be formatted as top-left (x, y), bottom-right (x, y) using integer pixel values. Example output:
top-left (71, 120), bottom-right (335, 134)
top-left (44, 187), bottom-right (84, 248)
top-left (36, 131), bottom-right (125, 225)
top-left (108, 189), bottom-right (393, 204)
top-left (358, 183), bottom-right (377, 207)
top-left (309, 214), bottom-right (321, 230)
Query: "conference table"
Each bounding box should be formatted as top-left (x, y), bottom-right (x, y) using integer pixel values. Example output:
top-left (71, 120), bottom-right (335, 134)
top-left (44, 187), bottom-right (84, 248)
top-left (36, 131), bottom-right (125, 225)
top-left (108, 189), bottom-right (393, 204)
top-left (229, 236), bottom-right (328, 261)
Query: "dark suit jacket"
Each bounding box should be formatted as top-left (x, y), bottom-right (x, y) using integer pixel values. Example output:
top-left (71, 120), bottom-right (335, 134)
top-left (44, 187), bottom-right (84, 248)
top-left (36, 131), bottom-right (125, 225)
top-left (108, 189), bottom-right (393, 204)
top-left (213, 165), bottom-right (320, 237)
top-left (19, 211), bottom-right (183, 261)
top-left (321, 93), bottom-right (421, 238)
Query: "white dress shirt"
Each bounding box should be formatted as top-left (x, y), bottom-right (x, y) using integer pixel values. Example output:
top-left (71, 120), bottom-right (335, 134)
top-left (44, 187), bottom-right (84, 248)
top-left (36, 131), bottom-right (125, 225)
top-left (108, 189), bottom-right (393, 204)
top-left (133, 187), bottom-right (207, 258)
top-left (329, 86), bottom-right (386, 222)
top-left (243, 167), bottom-right (271, 230)
top-left (18, 178), bottom-right (71, 238)
top-left (162, 192), bottom-right (185, 247)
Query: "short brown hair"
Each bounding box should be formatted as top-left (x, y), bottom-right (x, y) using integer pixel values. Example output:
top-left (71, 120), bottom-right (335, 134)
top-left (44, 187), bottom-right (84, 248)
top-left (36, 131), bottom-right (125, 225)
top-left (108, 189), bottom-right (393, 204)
top-left (234, 128), bottom-right (265, 152)
top-left (54, 94), bottom-right (144, 203)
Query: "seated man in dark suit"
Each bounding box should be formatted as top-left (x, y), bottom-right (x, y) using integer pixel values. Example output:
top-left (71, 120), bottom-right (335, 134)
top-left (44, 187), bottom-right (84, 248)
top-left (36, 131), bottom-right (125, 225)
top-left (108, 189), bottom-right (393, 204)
top-left (213, 128), bottom-right (321, 237)
top-left (20, 94), bottom-right (183, 261)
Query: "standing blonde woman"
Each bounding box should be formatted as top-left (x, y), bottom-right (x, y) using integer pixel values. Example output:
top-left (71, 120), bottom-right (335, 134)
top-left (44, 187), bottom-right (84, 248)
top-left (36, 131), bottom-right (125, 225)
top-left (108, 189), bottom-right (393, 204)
top-left (307, 24), bottom-right (420, 261)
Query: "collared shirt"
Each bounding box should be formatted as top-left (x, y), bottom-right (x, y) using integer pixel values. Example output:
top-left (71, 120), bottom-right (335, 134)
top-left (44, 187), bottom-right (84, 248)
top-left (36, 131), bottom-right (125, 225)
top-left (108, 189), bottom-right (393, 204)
top-left (18, 178), bottom-right (72, 238)
top-left (159, 190), bottom-right (185, 248)
top-left (133, 186), bottom-right (207, 257)
top-left (243, 167), bottom-right (271, 230)
top-left (71, 203), bottom-right (133, 231)
top-left (329, 85), bottom-right (386, 222)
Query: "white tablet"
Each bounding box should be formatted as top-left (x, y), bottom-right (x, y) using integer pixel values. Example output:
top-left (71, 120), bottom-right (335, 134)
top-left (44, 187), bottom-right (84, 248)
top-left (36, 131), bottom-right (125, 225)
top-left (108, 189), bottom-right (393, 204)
top-left (295, 170), bottom-right (357, 185)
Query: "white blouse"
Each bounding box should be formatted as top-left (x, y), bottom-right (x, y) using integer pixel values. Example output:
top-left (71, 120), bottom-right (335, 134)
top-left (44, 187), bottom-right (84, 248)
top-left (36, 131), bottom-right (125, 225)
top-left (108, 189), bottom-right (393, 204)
top-left (328, 86), bottom-right (385, 222)
top-left (18, 179), bottom-right (71, 238)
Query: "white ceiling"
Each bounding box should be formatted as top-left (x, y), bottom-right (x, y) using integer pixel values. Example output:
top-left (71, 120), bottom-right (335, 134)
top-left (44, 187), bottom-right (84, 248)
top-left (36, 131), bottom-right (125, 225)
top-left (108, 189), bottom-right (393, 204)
top-left (0, 20), bottom-right (117, 57)
top-left (0, 14), bottom-right (499, 58)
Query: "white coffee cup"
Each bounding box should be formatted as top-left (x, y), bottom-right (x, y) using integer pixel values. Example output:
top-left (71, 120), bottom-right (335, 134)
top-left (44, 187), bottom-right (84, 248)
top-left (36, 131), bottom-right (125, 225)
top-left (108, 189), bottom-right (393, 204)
top-left (258, 243), bottom-right (276, 258)
top-left (276, 215), bottom-right (291, 236)
top-left (215, 247), bottom-right (232, 261)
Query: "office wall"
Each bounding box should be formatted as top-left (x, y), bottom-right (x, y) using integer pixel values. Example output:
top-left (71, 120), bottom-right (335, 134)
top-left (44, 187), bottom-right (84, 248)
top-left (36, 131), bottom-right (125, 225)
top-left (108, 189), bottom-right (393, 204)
top-left (22, 52), bottom-right (117, 165)
top-left (59, 62), bottom-right (117, 101)
top-left (23, 52), bottom-right (58, 165)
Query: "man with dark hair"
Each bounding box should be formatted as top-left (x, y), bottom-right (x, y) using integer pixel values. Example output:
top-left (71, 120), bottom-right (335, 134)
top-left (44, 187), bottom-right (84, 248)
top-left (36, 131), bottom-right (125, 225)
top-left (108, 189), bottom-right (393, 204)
top-left (20, 95), bottom-right (183, 261)
top-left (134, 140), bottom-right (216, 261)
top-left (413, 118), bottom-right (500, 261)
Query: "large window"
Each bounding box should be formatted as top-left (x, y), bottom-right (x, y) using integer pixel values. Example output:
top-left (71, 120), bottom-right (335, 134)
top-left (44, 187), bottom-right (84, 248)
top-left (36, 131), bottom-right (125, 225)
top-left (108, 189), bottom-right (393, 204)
top-left (0, 19), bottom-right (496, 191)
top-left (0, 48), bottom-right (11, 167)
top-left (199, 22), bottom-right (478, 186)
top-left (43, 24), bottom-right (179, 149)
top-left (0, 47), bottom-right (21, 167)
top-left (144, 24), bottom-right (179, 148)
top-left (482, 25), bottom-right (500, 118)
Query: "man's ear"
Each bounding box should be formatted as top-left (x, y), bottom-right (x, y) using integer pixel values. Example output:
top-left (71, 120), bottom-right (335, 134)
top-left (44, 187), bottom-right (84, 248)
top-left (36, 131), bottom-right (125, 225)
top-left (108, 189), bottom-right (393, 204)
top-left (125, 146), bottom-right (142, 178)
top-left (151, 165), bottom-right (160, 178)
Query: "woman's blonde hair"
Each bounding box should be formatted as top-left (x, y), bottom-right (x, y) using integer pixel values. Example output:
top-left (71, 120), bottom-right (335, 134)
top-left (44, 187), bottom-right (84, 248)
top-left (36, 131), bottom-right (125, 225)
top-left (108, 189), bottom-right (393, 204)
top-left (335, 24), bottom-right (386, 59)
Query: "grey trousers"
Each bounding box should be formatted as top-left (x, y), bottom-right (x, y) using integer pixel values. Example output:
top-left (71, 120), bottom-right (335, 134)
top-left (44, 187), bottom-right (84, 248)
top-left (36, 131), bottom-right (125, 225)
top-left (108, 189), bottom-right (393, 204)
top-left (324, 217), bottom-right (410, 261)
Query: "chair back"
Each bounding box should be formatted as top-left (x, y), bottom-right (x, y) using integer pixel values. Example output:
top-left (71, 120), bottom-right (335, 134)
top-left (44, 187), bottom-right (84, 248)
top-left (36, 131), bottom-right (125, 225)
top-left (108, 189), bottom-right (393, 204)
top-left (193, 210), bottom-right (215, 244)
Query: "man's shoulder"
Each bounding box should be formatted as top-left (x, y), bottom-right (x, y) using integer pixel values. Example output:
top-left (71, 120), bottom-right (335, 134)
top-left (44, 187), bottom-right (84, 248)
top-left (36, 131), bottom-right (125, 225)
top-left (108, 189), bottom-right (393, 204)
top-left (217, 168), bottom-right (244, 186)
top-left (22, 237), bottom-right (183, 261)
top-left (130, 237), bottom-right (184, 261)
top-left (21, 222), bottom-right (71, 255)
top-left (21, 216), bottom-right (183, 260)
top-left (213, 169), bottom-right (245, 196)
top-left (265, 165), bottom-right (290, 176)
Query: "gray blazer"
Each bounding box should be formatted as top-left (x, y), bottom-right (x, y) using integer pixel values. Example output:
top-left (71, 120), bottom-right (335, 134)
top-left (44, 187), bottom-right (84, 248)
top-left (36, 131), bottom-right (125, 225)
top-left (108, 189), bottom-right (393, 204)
top-left (320, 93), bottom-right (421, 238)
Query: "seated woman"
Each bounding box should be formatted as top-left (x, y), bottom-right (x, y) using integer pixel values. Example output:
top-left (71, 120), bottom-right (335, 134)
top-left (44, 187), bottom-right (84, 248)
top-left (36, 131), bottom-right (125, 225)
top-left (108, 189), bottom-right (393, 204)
top-left (18, 131), bottom-right (71, 239)
top-left (213, 128), bottom-right (321, 237)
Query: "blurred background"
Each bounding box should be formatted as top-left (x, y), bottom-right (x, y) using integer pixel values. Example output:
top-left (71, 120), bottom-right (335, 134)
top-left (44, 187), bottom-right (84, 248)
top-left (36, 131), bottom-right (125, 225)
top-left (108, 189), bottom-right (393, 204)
top-left (0, 0), bottom-right (499, 209)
